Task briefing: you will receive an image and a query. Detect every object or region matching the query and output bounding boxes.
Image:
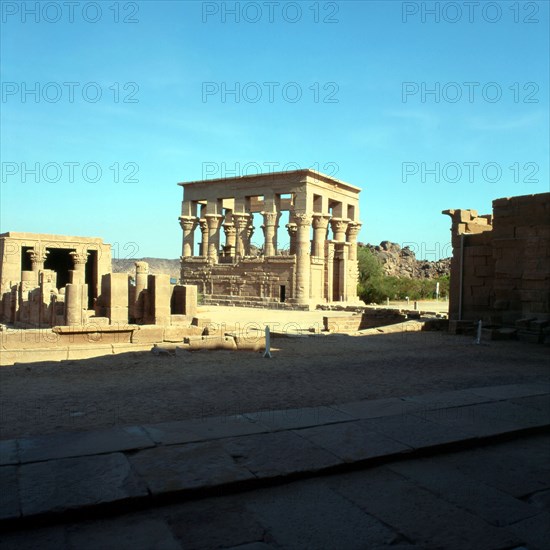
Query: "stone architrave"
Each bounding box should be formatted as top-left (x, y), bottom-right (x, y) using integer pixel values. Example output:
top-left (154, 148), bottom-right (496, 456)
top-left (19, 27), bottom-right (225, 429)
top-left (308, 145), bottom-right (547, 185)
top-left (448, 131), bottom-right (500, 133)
top-left (179, 216), bottom-right (198, 258)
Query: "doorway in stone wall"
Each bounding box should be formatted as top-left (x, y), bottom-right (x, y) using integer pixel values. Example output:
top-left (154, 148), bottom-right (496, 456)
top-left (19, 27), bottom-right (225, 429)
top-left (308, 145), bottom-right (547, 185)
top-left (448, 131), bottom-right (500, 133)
top-left (279, 285), bottom-right (286, 303)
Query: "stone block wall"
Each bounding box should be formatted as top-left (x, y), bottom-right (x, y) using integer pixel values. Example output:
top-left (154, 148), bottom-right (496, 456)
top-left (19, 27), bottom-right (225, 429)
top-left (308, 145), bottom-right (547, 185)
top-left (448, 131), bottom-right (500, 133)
top-left (443, 193), bottom-right (550, 324)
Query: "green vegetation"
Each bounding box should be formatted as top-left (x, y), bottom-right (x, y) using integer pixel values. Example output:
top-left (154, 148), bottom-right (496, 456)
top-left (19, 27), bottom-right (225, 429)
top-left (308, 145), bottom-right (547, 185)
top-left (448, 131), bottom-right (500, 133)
top-left (357, 247), bottom-right (449, 304)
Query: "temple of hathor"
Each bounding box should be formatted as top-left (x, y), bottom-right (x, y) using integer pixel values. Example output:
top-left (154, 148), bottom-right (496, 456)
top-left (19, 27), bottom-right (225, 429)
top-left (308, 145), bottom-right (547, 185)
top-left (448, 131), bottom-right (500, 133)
top-left (178, 169), bottom-right (362, 308)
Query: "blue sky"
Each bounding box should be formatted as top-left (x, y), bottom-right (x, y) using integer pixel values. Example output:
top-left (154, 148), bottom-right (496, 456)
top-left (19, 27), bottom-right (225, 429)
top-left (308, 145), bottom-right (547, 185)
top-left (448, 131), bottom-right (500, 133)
top-left (1, 0), bottom-right (548, 260)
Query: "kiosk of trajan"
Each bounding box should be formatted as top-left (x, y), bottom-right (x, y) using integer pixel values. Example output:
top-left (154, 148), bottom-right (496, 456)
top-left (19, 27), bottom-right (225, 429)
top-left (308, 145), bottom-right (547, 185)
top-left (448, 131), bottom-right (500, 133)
top-left (178, 169), bottom-right (362, 309)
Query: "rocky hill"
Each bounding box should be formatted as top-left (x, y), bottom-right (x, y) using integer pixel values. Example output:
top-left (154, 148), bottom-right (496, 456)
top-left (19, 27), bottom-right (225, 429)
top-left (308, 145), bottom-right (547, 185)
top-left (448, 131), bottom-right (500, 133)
top-left (112, 243), bottom-right (450, 280)
top-left (359, 241), bottom-right (450, 279)
top-left (112, 257), bottom-right (180, 279)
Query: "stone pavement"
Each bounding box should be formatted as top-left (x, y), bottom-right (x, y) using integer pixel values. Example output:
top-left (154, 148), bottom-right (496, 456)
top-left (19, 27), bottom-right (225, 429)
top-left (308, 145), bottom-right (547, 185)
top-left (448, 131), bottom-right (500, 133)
top-left (1, 383), bottom-right (549, 548)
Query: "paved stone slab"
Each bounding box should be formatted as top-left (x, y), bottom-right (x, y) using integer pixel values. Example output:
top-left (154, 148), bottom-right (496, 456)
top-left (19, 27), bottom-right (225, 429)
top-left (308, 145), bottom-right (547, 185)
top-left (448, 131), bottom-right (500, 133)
top-left (18, 426), bottom-right (155, 463)
top-left (402, 388), bottom-right (492, 409)
top-left (416, 400), bottom-right (550, 439)
top-left (437, 434), bottom-right (550, 498)
top-left (388, 458), bottom-right (540, 526)
top-left (468, 383), bottom-right (550, 401)
top-left (331, 397), bottom-right (422, 419)
top-left (0, 465), bottom-right (20, 520)
top-left (511, 394), bottom-right (550, 413)
top-left (19, 452), bottom-right (148, 517)
top-left (243, 406), bottom-right (353, 430)
top-left (293, 420), bottom-right (411, 463)
top-left (329, 467), bottom-right (522, 550)
top-left (143, 414), bottom-right (269, 445)
top-left (503, 511), bottom-right (550, 550)
top-left (0, 526), bottom-right (67, 549)
top-left (166, 499), bottom-right (265, 549)
top-left (0, 439), bottom-right (18, 466)
top-left (362, 412), bottom-right (476, 449)
top-left (245, 478), bottom-right (401, 549)
top-left (129, 440), bottom-right (255, 495)
top-left (222, 431), bottom-right (343, 477)
top-left (527, 489), bottom-right (550, 512)
top-left (67, 516), bottom-right (181, 550)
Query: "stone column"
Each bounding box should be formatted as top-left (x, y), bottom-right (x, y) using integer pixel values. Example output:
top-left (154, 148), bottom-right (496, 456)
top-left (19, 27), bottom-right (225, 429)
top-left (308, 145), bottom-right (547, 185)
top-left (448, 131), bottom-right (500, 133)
top-left (346, 222), bottom-right (362, 262)
top-left (70, 251), bottom-right (89, 284)
top-left (222, 223), bottom-right (237, 257)
top-left (312, 214), bottom-right (330, 258)
top-left (199, 218), bottom-right (209, 257)
top-left (286, 222), bottom-right (297, 255)
top-left (133, 261), bottom-right (148, 321)
top-left (246, 215), bottom-right (255, 255)
top-left (261, 211), bottom-right (279, 256)
top-left (27, 249), bottom-right (48, 273)
top-left (233, 213), bottom-right (250, 258)
top-left (205, 214), bottom-right (223, 262)
top-left (330, 218), bottom-right (349, 242)
top-left (294, 213), bottom-right (312, 305)
top-left (179, 216), bottom-right (198, 258)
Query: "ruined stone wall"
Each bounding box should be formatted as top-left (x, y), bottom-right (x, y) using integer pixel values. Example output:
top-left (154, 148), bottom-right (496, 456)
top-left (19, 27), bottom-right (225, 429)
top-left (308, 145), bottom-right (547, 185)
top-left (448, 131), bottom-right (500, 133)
top-left (444, 192), bottom-right (550, 324)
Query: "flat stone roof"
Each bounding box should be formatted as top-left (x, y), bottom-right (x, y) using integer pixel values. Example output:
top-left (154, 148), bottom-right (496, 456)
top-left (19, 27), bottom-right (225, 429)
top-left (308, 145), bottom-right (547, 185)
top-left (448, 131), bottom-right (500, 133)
top-left (178, 169), bottom-right (362, 193)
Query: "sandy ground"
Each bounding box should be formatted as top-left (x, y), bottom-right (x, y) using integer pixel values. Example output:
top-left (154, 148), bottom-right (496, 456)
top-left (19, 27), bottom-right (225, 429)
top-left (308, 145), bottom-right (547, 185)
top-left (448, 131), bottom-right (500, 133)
top-left (1, 305), bottom-right (548, 439)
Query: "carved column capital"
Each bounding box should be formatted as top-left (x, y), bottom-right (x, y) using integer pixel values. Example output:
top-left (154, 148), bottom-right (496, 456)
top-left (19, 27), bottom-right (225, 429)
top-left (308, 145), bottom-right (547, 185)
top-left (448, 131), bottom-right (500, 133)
top-left (223, 223), bottom-right (236, 237)
top-left (69, 251), bottom-right (89, 267)
top-left (346, 221), bottom-right (363, 240)
top-left (204, 213), bottom-right (223, 229)
top-left (199, 218), bottom-right (209, 232)
top-left (179, 215), bottom-right (198, 232)
top-left (312, 214), bottom-right (331, 230)
top-left (329, 217), bottom-right (350, 233)
top-left (261, 211), bottom-right (279, 226)
top-left (286, 222), bottom-right (298, 235)
top-left (135, 261), bottom-right (149, 274)
top-left (27, 249), bottom-right (48, 264)
top-left (294, 212), bottom-right (312, 227)
top-left (232, 213), bottom-right (250, 230)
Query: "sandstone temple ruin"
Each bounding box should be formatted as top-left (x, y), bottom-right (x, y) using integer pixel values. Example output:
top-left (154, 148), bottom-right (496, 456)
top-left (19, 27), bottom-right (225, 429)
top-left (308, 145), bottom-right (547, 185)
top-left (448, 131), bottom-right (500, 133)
top-left (0, 232), bottom-right (197, 329)
top-left (444, 192), bottom-right (550, 328)
top-left (178, 169), bottom-right (362, 308)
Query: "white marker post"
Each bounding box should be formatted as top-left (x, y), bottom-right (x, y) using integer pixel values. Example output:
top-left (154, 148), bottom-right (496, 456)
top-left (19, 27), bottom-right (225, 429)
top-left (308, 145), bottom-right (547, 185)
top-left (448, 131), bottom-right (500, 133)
top-left (475, 320), bottom-right (482, 345)
top-left (263, 325), bottom-right (272, 358)
top-left (435, 282), bottom-right (440, 301)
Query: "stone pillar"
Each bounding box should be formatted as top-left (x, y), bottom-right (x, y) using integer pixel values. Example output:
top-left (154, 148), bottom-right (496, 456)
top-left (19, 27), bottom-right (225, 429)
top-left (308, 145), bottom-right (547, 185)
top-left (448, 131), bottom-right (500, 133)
top-left (330, 218), bottom-right (349, 242)
top-left (27, 249), bottom-right (48, 274)
top-left (246, 215), bottom-right (255, 255)
top-left (286, 223), bottom-right (297, 255)
top-left (294, 213), bottom-right (312, 305)
top-left (133, 261), bottom-right (148, 322)
top-left (179, 216), bottom-right (198, 258)
top-left (65, 283), bottom-right (88, 326)
top-left (70, 251), bottom-right (89, 285)
top-left (346, 222), bottom-right (362, 261)
top-left (147, 274), bottom-right (170, 325)
top-left (199, 219), bottom-right (209, 257)
top-left (222, 223), bottom-right (237, 257)
top-left (312, 214), bottom-right (330, 258)
top-left (205, 214), bottom-right (223, 262)
top-left (261, 211), bottom-right (279, 256)
top-left (233, 213), bottom-right (250, 258)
